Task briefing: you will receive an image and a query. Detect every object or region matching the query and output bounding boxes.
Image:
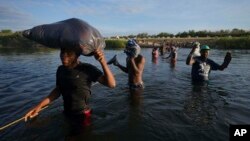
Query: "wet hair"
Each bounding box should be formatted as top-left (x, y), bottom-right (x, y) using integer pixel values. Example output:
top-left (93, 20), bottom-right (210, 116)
top-left (61, 47), bottom-right (81, 57)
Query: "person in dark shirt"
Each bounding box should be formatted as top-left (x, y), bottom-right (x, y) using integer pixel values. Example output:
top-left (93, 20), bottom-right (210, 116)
top-left (24, 47), bottom-right (116, 121)
top-left (186, 45), bottom-right (232, 82)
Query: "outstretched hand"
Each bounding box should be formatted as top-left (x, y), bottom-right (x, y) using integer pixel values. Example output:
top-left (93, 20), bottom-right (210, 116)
top-left (224, 52), bottom-right (232, 63)
top-left (113, 60), bottom-right (120, 66)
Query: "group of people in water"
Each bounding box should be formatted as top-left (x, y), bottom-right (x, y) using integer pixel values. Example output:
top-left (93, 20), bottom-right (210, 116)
top-left (152, 41), bottom-right (231, 80)
top-left (24, 39), bottom-right (231, 136)
top-left (152, 41), bottom-right (180, 66)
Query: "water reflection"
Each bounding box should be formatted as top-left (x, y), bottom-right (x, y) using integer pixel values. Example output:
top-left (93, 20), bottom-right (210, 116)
top-left (169, 60), bottom-right (176, 68)
top-left (1, 48), bottom-right (250, 141)
top-left (0, 47), bottom-right (57, 55)
top-left (129, 88), bottom-right (143, 106)
top-left (151, 57), bottom-right (158, 64)
top-left (183, 83), bottom-right (216, 127)
top-left (126, 88), bottom-right (144, 139)
top-left (21, 112), bottom-right (65, 141)
top-left (63, 114), bottom-right (93, 140)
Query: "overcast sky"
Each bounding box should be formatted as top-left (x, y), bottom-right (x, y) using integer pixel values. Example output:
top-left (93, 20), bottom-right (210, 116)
top-left (1, 0), bottom-right (250, 37)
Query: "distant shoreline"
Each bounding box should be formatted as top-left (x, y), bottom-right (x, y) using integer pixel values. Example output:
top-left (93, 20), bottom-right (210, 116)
top-left (1, 33), bottom-right (250, 49)
top-left (106, 37), bottom-right (250, 49)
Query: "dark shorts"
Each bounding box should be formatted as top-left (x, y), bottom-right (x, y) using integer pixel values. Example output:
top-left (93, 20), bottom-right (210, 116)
top-left (64, 107), bottom-right (91, 117)
top-left (63, 108), bottom-right (92, 135)
top-left (63, 108), bottom-right (91, 125)
top-left (129, 82), bottom-right (144, 89)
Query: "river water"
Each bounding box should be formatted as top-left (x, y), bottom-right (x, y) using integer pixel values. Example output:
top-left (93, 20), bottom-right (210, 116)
top-left (0, 47), bottom-right (249, 141)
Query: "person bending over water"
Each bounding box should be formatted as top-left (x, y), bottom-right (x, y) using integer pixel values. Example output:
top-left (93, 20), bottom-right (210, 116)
top-left (186, 45), bottom-right (231, 82)
top-left (108, 39), bottom-right (145, 89)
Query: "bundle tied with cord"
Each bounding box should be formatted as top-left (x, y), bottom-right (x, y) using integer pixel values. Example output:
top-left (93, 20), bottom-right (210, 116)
top-left (22, 18), bottom-right (105, 56)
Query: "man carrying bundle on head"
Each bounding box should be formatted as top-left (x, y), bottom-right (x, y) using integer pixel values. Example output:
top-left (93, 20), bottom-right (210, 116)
top-left (108, 39), bottom-right (145, 89)
top-left (24, 18), bottom-right (116, 131)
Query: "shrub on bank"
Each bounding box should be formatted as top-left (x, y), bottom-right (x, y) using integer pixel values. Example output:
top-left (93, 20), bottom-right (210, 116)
top-left (0, 33), bottom-right (36, 48)
top-left (214, 37), bottom-right (250, 49)
top-left (105, 39), bottom-right (126, 49)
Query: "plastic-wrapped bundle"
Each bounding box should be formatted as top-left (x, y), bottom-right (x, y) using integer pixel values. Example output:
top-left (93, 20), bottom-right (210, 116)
top-left (192, 41), bottom-right (200, 57)
top-left (124, 39), bottom-right (141, 57)
top-left (22, 18), bottom-right (105, 56)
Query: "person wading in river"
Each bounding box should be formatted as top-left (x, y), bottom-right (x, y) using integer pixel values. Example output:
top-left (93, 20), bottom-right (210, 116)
top-left (108, 39), bottom-right (145, 89)
top-left (186, 45), bottom-right (232, 83)
top-left (25, 47), bottom-right (116, 130)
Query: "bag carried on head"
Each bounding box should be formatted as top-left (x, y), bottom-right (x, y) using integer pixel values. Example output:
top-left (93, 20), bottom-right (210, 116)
top-left (23, 18), bottom-right (105, 56)
top-left (124, 39), bottom-right (141, 57)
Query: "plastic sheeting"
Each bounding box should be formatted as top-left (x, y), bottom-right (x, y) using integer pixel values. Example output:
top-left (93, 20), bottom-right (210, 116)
top-left (192, 41), bottom-right (201, 57)
top-left (22, 18), bottom-right (105, 56)
top-left (124, 39), bottom-right (141, 57)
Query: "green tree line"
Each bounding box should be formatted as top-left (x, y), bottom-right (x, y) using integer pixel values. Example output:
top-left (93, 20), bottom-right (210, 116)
top-left (1, 29), bottom-right (250, 49)
top-left (111, 28), bottom-right (250, 39)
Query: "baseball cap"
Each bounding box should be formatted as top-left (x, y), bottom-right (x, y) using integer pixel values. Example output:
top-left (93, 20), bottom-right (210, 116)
top-left (200, 45), bottom-right (210, 50)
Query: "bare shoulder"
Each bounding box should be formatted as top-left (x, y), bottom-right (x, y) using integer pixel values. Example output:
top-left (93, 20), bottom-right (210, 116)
top-left (137, 55), bottom-right (145, 63)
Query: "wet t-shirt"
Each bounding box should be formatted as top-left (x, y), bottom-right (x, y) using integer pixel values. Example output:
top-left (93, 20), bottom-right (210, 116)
top-left (191, 56), bottom-right (220, 81)
top-left (56, 62), bottom-right (103, 114)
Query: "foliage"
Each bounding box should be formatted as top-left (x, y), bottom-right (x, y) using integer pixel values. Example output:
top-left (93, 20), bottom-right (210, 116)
top-left (175, 28), bottom-right (250, 38)
top-left (156, 32), bottom-right (174, 38)
top-left (1, 29), bottom-right (250, 49)
top-left (0, 29), bottom-right (12, 34)
top-left (110, 29), bottom-right (250, 39)
top-left (105, 39), bottom-right (127, 49)
top-left (137, 33), bottom-right (149, 38)
top-left (214, 37), bottom-right (250, 49)
top-left (0, 32), bottom-right (42, 48)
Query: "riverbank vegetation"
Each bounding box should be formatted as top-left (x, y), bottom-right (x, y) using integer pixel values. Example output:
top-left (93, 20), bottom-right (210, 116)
top-left (113, 28), bottom-right (250, 39)
top-left (0, 30), bottom-right (42, 48)
top-left (1, 29), bottom-right (250, 49)
top-left (105, 39), bottom-right (127, 49)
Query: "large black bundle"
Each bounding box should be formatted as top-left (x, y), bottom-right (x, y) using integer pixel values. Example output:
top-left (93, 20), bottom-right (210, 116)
top-left (22, 18), bottom-right (105, 56)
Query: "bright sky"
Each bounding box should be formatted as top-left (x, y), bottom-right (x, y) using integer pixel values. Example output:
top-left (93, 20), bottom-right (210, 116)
top-left (1, 0), bottom-right (250, 37)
